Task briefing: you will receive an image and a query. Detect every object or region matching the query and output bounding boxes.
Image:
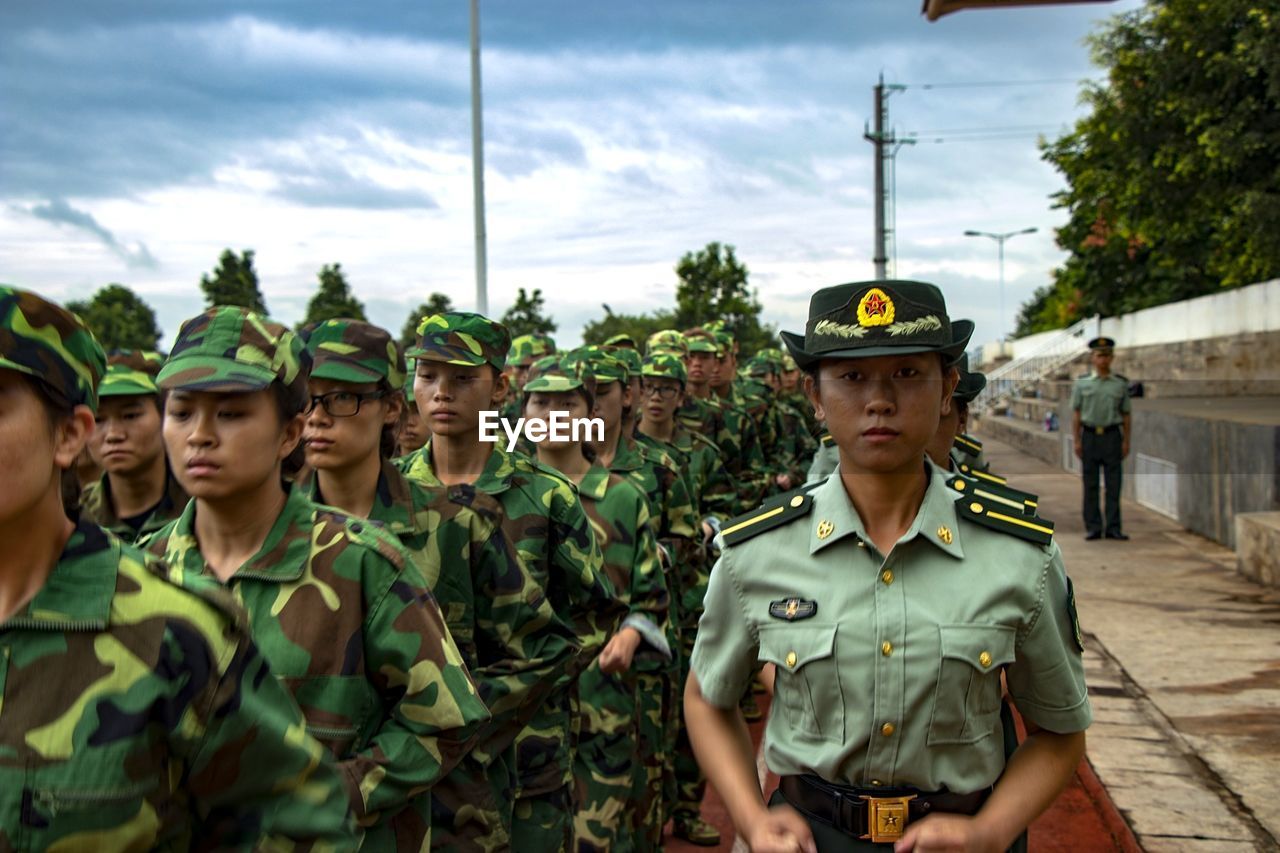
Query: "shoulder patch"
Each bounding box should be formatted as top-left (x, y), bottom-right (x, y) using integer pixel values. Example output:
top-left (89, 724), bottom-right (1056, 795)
top-left (957, 463), bottom-right (1007, 485)
top-left (946, 474), bottom-right (1041, 518)
top-left (955, 497), bottom-right (1055, 546)
top-left (953, 433), bottom-right (983, 455)
top-left (721, 488), bottom-right (814, 547)
top-left (819, 433), bottom-right (834, 447)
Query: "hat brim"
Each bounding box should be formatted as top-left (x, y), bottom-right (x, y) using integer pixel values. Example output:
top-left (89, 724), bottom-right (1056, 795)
top-left (99, 380), bottom-right (158, 397)
top-left (309, 358), bottom-right (386, 386)
top-left (157, 355), bottom-right (276, 393)
top-left (404, 347), bottom-right (492, 368)
top-left (782, 320), bottom-right (973, 370)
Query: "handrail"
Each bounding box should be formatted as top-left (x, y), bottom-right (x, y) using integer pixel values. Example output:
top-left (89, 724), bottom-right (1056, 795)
top-left (977, 315), bottom-right (1100, 413)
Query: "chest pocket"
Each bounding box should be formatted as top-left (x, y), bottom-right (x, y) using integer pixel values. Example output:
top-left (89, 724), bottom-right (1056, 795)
top-left (927, 624), bottom-right (1016, 746)
top-left (758, 623), bottom-right (844, 743)
top-left (19, 757), bottom-right (169, 852)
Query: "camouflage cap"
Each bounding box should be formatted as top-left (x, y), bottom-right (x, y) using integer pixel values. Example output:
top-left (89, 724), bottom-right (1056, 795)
top-left (523, 354), bottom-right (596, 403)
top-left (509, 332), bottom-right (557, 367)
top-left (780, 351), bottom-right (799, 372)
top-left (744, 354), bottom-right (778, 377)
top-left (564, 345), bottom-right (627, 384)
top-left (305, 318), bottom-right (406, 390)
top-left (406, 312), bottom-right (511, 370)
top-left (952, 352), bottom-right (988, 404)
top-left (704, 321), bottom-right (736, 354)
top-left (99, 349), bottom-right (164, 398)
top-left (781, 280), bottom-right (973, 368)
top-left (603, 333), bottom-right (638, 350)
top-left (646, 329), bottom-right (688, 358)
top-left (157, 306), bottom-right (308, 410)
top-left (0, 285), bottom-right (107, 411)
top-left (641, 352), bottom-right (687, 386)
top-left (611, 345), bottom-right (642, 380)
top-left (682, 327), bottom-right (721, 355)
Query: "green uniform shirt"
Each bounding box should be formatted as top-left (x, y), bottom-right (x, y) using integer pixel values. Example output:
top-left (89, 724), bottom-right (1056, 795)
top-left (399, 441), bottom-right (622, 797)
top-left (145, 486), bottom-right (489, 849)
top-left (806, 436), bottom-right (838, 484)
top-left (692, 463), bottom-right (1091, 794)
top-left (1070, 372), bottom-right (1131, 427)
top-left (1, 519), bottom-right (356, 850)
top-left (80, 467), bottom-right (188, 543)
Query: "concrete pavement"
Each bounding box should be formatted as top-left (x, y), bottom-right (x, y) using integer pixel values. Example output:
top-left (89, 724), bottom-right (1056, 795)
top-left (981, 433), bottom-right (1280, 851)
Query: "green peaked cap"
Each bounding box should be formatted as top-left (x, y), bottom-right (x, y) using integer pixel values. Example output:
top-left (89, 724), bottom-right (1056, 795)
top-left (642, 352), bottom-right (687, 385)
top-left (406, 311), bottom-right (510, 370)
top-left (0, 284), bottom-right (106, 411)
top-left (509, 333), bottom-right (557, 366)
top-left (781, 280), bottom-right (973, 368)
top-left (158, 306), bottom-right (308, 410)
top-left (523, 353), bottom-right (596, 402)
top-left (305, 318), bottom-right (406, 390)
top-left (646, 329), bottom-right (688, 357)
top-left (952, 352), bottom-right (987, 404)
top-left (99, 349), bottom-right (164, 398)
top-left (564, 345), bottom-right (627, 384)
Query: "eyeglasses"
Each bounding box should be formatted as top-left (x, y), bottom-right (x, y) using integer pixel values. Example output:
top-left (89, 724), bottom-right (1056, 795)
top-left (304, 389), bottom-right (387, 418)
top-left (640, 382), bottom-right (680, 400)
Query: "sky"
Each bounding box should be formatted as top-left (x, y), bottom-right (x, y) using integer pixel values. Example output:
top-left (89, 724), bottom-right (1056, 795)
top-left (0, 0), bottom-right (1144, 350)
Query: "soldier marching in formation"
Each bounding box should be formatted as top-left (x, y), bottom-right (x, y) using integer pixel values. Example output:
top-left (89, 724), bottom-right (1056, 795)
top-left (1, 277), bottom-right (1087, 851)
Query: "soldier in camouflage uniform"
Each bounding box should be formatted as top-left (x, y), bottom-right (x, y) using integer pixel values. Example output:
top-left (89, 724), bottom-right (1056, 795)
top-left (0, 286), bottom-right (357, 850)
top-left (80, 349), bottom-right (190, 542)
top-left (743, 352), bottom-right (819, 489)
top-left (398, 312), bottom-right (620, 852)
top-left (145, 306), bottom-right (490, 850)
top-left (297, 318), bottom-right (580, 850)
top-left (521, 357), bottom-right (674, 851)
top-left (500, 332), bottom-right (557, 424)
top-left (777, 349), bottom-right (821, 440)
top-left (399, 382), bottom-right (431, 455)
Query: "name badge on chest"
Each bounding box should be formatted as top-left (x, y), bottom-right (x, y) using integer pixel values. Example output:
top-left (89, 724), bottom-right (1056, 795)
top-left (769, 597), bottom-right (818, 621)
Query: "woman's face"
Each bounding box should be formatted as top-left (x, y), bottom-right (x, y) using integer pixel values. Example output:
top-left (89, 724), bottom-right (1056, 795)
top-left (638, 377), bottom-right (682, 426)
top-left (303, 378), bottom-right (398, 471)
top-left (524, 389), bottom-right (591, 450)
top-left (0, 370), bottom-right (88, 522)
top-left (806, 353), bottom-right (957, 475)
top-left (163, 388), bottom-right (302, 500)
top-left (89, 395), bottom-right (165, 477)
top-left (590, 380), bottom-right (630, 432)
top-left (412, 362), bottom-right (506, 439)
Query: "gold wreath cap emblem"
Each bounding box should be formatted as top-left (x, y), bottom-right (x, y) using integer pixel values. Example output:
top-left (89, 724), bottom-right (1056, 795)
top-left (857, 287), bottom-right (896, 328)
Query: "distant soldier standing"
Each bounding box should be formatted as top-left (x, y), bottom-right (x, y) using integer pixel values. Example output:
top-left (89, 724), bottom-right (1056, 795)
top-left (1072, 337), bottom-right (1131, 541)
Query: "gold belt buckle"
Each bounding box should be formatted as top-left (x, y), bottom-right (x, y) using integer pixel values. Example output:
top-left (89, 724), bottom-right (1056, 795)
top-left (859, 794), bottom-right (916, 843)
top-left (1094, 426), bottom-right (1105, 435)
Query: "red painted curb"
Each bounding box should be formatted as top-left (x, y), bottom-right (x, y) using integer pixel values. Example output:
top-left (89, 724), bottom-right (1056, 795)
top-left (1078, 756), bottom-right (1143, 853)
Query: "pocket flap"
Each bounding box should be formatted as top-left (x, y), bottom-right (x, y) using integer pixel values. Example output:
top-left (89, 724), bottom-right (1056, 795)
top-left (938, 624), bottom-right (1015, 671)
top-left (758, 623), bottom-right (836, 671)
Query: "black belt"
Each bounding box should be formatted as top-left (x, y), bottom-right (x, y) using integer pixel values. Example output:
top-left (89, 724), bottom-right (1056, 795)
top-left (779, 775), bottom-right (989, 844)
top-left (1082, 423), bottom-right (1121, 435)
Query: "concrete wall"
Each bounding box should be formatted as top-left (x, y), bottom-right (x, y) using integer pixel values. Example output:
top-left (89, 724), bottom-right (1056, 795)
top-left (1125, 408), bottom-right (1278, 548)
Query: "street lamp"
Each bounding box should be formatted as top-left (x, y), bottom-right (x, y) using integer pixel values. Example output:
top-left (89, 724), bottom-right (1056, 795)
top-left (964, 227), bottom-right (1037, 341)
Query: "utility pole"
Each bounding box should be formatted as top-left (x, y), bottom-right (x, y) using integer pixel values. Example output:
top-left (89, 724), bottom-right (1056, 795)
top-left (864, 74), bottom-right (909, 280)
top-left (470, 0), bottom-right (488, 315)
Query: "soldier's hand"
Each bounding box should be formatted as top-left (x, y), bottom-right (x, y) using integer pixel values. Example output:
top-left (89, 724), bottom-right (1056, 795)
top-left (893, 813), bottom-right (998, 853)
top-left (744, 803), bottom-right (817, 853)
top-left (598, 628), bottom-right (642, 674)
top-left (775, 473), bottom-right (794, 490)
top-left (1073, 440), bottom-right (1083, 460)
top-left (1122, 439), bottom-right (1130, 459)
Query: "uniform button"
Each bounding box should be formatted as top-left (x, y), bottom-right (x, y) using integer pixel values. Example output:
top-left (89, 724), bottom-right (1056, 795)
top-left (979, 651), bottom-right (993, 668)
top-left (881, 641), bottom-right (893, 656)
top-left (881, 723), bottom-right (895, 737)
top-left (881, 569), bottom-right (894, 585)
top-left (870, 780), bottom-right (883, 787)
top-left (785, 651), bottom-right (798, 668)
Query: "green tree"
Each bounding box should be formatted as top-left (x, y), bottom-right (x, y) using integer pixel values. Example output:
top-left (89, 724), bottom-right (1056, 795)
top-left (500, 287), bottom-right (557, 337)
top-left (66, 284), bottom-right (162, 351)
top-left (1024, 0), bottom-right (1279, 333)
top-left (303, 263), bottom-right (366, 325)
top-left (200, 249), bottom-right (268, 314)
top-left (399, 293), bottom-right (455, 347)
top-left (672, 242), bottom-right (774, 356)
top-left (580, 306), bottom-right (679, 347)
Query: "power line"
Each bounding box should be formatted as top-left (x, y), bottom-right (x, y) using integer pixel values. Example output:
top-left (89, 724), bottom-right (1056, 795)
top-left (908, 77), bottom-right (1096, 90)
top-left (910, 124), bottom-right (1061, 135)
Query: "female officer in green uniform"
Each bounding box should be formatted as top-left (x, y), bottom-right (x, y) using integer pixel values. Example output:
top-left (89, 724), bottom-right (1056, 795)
top-left (145, 305), bottom-right (491, 850)
top-left (685, 280), bottom-right (1090, 852)
top-left (0, 286), bottom-right (355, 849)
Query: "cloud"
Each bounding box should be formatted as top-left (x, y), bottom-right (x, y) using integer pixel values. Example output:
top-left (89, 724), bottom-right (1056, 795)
top-left (28, 198), bottom-right (158, 269)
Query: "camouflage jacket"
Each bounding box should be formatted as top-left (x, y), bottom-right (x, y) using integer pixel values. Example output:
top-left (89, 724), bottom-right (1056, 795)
top-left (0, 519), bottom-right (356, 851)
top-left (677, 393), bottom-right (768, 512)
top-left (578, 464), bottom-right (674, 662)
top-left (730, 380), bottom-right (785, 479)
top-left (145, 486), bottom-right (489, 849)
top-left (79, 467), bottom-right (188, 544)
top-left (398, 442), bottom-right (622, 796)
top-left (301, 460), bottom-right (579, 762)
top-left (781, 388), bottom-right (821, 439)
top-left (771, 394), bottom-right (820, 487)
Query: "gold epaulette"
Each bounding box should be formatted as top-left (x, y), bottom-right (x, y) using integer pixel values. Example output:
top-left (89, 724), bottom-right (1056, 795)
top-left (955, 497), bottom-right (1055, 546)
top-left (957, 463), bottom-right (1008, 486)
top-left (953, 433), bottom-right (983, 455)
top-left (946, 474), bottom-right (1041, 518)
top-left (721, 488), bottom-right (815, 547)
